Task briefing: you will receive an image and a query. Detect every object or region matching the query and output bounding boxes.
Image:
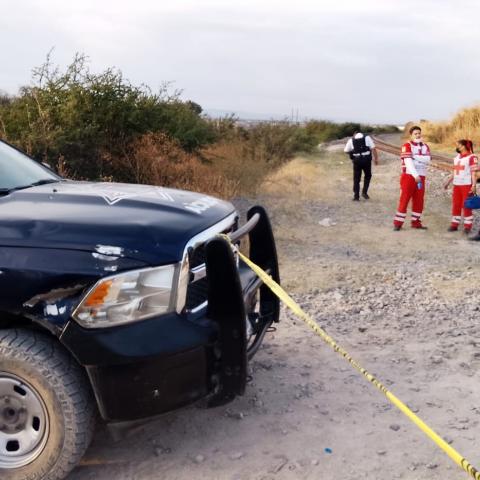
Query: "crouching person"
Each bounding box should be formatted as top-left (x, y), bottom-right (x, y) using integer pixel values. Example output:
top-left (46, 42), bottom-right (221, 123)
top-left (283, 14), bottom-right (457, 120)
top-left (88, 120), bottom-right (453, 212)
top-left (443, 139), bottom-right (477, 234)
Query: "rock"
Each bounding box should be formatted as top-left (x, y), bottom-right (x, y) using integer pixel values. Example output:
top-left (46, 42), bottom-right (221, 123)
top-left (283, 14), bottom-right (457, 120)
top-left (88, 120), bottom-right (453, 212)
top-left (358, 326), bottom-right (368, 333)
top-left (431, 356), bottom-right (443, 365)
top-left (376, 450), bottom-right (387, 456)
top-left (332, 291), bottom-right (343, 301)
top-left (270, 456), bottom-right (288, 473)
top-left (194, 454), bottom-right (205, 464)
top-left (319, 218), bottom-right (336, 227)
top-left (225, 409), bottom-right (245, 420)
top-left (426, 463), bottom-right (438, 469)
top-left (389, 424), bottom-right (401, 431)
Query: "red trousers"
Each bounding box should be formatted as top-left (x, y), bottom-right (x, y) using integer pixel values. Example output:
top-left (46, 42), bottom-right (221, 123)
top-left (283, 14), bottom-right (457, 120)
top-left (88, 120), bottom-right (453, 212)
top-left (393, 174), bottom-right (425, 227)
top-left (451, 184), bottom-right (473, 230)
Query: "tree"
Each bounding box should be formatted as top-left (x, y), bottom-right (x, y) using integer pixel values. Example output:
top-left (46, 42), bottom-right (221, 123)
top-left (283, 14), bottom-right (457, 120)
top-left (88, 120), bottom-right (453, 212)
top-left (0, 53), bottom-right (216, 178)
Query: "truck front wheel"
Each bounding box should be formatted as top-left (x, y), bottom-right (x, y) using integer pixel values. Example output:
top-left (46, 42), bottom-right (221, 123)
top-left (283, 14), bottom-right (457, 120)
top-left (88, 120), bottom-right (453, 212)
top-left (0, 329), bottom-right (96, 480)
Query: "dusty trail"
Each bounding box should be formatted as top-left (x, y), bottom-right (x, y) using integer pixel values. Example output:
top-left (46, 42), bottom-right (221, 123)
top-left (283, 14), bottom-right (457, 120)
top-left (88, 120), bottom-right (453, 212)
top-left (69, 136), bottom-right (480, 480)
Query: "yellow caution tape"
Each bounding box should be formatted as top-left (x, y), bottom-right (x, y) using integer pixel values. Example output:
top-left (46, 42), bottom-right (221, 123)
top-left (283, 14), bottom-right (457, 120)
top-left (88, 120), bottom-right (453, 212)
top-left (232, 241), bottom-right (480, 480)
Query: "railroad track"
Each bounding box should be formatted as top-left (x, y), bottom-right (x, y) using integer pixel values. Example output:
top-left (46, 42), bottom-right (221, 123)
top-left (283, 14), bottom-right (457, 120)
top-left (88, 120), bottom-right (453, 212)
top-left (372, 137), bottom-right (454, 173)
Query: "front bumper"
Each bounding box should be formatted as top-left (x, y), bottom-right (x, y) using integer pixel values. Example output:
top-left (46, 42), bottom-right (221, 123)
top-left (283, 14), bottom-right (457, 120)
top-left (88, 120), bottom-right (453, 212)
top-left (60, 206), bottom-right (280, 422)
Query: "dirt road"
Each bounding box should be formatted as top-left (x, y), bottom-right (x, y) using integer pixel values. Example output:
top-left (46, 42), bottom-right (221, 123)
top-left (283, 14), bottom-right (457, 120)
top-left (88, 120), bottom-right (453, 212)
top-left (69, 136), bottom-right (480, 480)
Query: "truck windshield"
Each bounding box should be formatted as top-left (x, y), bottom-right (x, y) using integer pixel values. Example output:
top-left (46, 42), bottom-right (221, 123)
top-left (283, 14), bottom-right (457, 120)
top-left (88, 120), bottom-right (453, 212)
top-left (0, 141), bottom-right (60, 191)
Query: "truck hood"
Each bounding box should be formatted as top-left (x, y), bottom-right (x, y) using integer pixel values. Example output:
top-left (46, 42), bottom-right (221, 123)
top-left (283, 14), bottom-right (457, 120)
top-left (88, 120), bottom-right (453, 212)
top-left (0, 180), bottom-right (236, 264)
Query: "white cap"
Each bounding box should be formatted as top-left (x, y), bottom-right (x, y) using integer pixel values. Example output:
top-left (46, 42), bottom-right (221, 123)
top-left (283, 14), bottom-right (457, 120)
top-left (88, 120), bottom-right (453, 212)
top-left (354, 133), bottom-right (364, 139)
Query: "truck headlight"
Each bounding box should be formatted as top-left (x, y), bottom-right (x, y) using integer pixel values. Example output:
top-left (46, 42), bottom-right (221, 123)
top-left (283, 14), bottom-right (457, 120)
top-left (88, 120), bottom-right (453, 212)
top-left (72, 264), bottom-right (178, 328)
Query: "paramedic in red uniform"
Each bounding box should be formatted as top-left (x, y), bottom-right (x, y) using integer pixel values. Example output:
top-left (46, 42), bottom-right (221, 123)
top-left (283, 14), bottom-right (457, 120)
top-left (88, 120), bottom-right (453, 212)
top-left (393, 126), bottom-right (431, 230)
top-left (443, 139), bottom-right (477, 233)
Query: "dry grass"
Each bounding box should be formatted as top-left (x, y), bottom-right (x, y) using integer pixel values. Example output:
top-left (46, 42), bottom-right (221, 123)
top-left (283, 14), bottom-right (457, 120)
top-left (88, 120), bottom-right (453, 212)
top-left (201, 140), bottom-right (271, 195)
top-left (258, 154), bottom-right (348, 293)
top-left (263, 152), bottom-right (349, 201)
top-left (201, 132), bottom-right (303, 197)
top-left (51, 121), bottom-right (309, 199)
top-left (104, 133), bottom-right (239, 199)
top-left (65, 130), bottom-right (301, 200)
top-left (421, 105), bottom-right (480, 148)
top-left (68, 125), bottom-right (315, 200)
top-left (260, 157), bottom-right (321, 248)
top-left (263, 156), bottom-right (320, 199)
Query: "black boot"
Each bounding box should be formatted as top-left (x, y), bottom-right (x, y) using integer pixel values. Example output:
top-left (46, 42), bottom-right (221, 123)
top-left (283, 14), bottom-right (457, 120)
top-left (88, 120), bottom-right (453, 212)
top-left (469, 231), bottom-right (480, 241)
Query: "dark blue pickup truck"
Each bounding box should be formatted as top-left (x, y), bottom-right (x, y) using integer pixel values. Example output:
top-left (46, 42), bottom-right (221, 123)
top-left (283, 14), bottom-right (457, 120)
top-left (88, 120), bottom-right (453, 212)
top-left (0, 140), bottom-right (280, 480)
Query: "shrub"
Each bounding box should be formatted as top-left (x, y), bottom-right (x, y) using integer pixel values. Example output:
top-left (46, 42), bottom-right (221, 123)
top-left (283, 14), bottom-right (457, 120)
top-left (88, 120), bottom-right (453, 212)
top-left (305, 120), bottom-right (398, 143)
top-left (202, 119), bottom-right (319, 194)
top-left (0, 53), bottom-right (398, 199)
top-left (107, 132), bottom-right (238, 198)
top-left (0, 53), bottom-right (216, 179)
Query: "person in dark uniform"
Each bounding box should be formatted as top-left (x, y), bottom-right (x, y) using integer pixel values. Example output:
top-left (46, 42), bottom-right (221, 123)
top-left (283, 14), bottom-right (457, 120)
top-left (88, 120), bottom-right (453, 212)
top-left (344, 132), bottom-right (379, 200)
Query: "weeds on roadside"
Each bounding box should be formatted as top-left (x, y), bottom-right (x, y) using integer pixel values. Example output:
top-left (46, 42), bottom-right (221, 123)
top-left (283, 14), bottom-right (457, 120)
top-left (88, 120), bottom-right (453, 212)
top-left (420, 106), bottom-right (480, 147)
top-left (0, 52), bottom-right (397, 198)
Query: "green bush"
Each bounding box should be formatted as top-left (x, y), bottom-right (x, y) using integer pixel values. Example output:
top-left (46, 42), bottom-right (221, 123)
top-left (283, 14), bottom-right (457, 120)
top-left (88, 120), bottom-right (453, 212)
top-left (0, 53), bottom-right (398, 196)
top-left (208, 119), bottom-right (318, 163)
top-left (0, 53), bottom-right (216, 179)
top-left (305, 120), bottom-right (398, 143)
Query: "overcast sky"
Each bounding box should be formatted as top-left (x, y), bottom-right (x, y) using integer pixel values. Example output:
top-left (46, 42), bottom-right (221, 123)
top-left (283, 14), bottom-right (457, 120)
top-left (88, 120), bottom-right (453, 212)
top-left (1, 0), bottom-right (479, 123)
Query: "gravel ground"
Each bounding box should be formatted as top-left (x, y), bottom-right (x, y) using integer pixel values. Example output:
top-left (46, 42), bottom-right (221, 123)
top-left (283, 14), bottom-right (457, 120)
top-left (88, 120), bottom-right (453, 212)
top-left (69, 136), bottom-right (480, 480)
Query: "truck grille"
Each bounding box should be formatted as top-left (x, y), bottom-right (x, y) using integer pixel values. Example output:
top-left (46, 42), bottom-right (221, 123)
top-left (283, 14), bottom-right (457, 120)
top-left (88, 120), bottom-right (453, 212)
top-left (186, 244), bottom-right (208, 309)
top-left (183, 215), bottom-right (237, 312)
top-left (186, 278), bottom-right (208, 310)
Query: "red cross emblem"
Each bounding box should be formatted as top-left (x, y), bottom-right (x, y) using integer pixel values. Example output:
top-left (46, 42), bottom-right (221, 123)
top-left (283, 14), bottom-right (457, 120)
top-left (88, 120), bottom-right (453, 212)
top-left (454, 164), bottom-right (465, 175)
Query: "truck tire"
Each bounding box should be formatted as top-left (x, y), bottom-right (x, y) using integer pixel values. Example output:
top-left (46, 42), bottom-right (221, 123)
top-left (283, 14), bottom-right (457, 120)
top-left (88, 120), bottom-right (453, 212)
top-left (0, 329), bottom-right (96, 480)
